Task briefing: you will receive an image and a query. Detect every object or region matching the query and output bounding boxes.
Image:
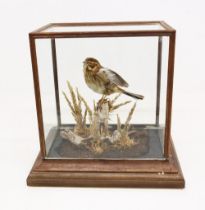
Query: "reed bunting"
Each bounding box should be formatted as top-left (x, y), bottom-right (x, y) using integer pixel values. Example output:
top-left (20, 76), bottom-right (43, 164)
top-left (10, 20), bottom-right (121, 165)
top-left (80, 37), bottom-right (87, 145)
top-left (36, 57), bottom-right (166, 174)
top-left (83, 57), bottom-right (144, 100)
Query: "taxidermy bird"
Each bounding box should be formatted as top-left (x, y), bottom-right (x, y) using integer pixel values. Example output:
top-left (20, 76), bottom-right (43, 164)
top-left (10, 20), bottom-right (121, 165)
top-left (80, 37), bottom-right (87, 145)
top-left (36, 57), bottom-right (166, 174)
top-left (83, 57), bottom-right (144, 100)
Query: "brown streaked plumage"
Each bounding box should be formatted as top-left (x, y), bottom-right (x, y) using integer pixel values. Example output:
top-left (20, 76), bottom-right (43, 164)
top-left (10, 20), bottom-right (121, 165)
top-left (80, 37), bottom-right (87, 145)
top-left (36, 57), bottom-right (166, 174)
top-left (83, 57), bottom-right (144, 100)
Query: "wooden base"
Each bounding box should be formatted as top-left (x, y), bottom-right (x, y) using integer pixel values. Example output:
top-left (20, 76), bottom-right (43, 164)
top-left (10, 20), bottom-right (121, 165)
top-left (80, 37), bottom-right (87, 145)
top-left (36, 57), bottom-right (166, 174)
top-left (27, 139), bottom-right (185, 188)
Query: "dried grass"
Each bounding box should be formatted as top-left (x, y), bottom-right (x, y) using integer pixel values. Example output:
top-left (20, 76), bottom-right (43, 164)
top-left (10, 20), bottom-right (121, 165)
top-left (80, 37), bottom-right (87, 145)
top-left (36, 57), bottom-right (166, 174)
top-left (89, 140), bottom-right (104, 154)
top-left (117, 114), bottom-right (121, 131)
top-left (109, 94), bottom-right (131, 112)
top-left (113, 103), bottom-right (136, 149)
top-left (63, 81), bottom-right (89, 137)
top-left (63, 82), bottom-right (137, 153)
top-left (110, 100), bottom-right (131, 112)
top-left (78, 92), bottom-right (93, 123)
top-left (113, 135), bottom-right (135, 149)
top-left (110, 93), bottom-right (121, 104)
top-left (123, 102), bottom-right (136, 133)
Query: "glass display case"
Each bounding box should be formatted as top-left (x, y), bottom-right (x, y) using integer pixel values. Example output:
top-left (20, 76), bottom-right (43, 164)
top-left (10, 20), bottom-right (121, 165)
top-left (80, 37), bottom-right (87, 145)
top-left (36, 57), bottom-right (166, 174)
top-left (27, 21), bottom-right (184, 188)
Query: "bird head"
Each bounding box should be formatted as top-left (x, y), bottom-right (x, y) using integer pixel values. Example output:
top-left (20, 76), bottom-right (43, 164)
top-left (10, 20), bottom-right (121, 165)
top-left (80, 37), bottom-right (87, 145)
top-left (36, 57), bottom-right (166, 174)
top-left (83, 57), bottom-right (101, 72)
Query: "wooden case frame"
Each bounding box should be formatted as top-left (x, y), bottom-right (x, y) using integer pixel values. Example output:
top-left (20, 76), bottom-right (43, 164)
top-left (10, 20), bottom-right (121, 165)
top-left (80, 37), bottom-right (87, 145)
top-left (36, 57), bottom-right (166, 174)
top-left (27, 21), bottom-right (185, 188)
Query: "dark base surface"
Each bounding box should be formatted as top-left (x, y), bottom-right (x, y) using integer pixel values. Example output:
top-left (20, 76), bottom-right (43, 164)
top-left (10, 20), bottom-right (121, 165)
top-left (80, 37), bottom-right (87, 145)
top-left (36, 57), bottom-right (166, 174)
top-left (27, 139), bottom-right (185, 188)
top-left (47, 124), bottom-right (164, 159)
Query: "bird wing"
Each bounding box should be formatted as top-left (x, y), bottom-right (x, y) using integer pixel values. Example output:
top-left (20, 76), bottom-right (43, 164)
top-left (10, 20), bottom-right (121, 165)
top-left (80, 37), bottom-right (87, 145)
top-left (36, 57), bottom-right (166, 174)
top-left (98, 68), bottom-right (129, 87)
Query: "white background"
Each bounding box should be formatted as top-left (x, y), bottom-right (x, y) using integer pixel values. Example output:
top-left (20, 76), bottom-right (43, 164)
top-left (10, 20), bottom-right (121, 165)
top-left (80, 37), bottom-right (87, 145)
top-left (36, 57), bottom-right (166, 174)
top-left (0, 0), bottom-right (204, 209)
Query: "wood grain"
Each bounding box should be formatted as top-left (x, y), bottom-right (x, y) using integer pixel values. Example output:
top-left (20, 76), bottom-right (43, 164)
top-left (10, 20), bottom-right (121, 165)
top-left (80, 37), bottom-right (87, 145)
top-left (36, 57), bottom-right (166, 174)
top-left (27, 139), bottom-right (185, 188)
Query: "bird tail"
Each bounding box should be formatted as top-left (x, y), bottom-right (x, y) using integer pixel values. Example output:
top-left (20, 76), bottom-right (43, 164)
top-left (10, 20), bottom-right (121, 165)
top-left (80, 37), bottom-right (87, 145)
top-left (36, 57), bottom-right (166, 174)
top-left (118, 88), bottom-right (144, 100)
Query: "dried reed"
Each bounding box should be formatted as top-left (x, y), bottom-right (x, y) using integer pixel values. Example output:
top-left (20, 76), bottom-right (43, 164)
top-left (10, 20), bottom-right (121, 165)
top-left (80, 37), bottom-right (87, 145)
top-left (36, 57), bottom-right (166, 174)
top-left (113, 103), bottom-right (136, 149)
top-left (63, 82), bottom-right (137, 153)
top-left (62, 81), bottom-right (89, 137)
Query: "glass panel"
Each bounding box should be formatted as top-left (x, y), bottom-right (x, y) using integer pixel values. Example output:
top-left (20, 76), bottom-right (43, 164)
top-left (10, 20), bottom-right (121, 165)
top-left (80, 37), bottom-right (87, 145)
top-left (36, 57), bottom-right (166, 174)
top-left (36, 36), bottom-right (169, 160)
top-left (42, 23), bottom-right (165, 33)
top-left (35, 39), bottom-right (58, 155)
top-left (159, 37), bottom-right (169, 151)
